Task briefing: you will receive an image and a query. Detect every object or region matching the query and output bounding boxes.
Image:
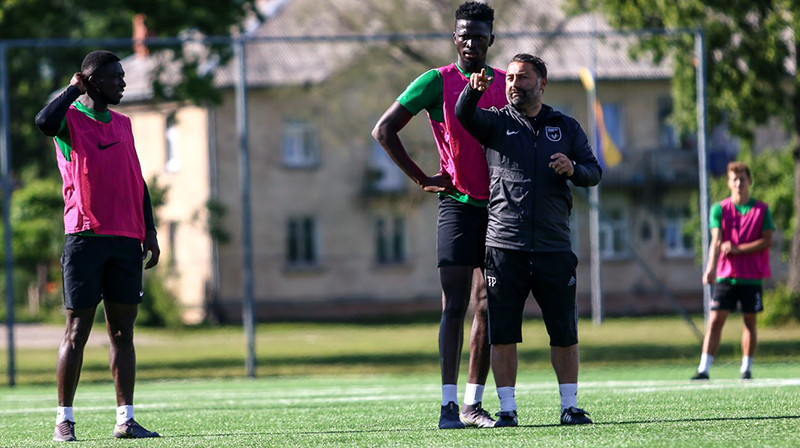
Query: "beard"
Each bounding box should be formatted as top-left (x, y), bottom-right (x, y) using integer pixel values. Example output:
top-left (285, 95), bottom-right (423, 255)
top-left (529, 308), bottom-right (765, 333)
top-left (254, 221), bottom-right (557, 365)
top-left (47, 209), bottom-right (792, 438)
top-left (508, 90), bottom-right (529, 108)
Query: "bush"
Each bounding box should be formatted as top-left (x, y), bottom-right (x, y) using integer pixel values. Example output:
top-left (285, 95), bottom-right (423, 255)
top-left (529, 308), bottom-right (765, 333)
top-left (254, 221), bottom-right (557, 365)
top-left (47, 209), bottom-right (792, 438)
top-left (759, 283), bottom-right (800, 327)
top-left (137, 269), bottom-right (183, 328)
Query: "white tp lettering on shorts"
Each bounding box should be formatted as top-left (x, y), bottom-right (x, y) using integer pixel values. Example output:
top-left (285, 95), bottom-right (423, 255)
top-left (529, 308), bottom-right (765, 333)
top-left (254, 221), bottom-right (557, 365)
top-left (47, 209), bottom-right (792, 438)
top-left (486, 276), bottom-right (497, 287)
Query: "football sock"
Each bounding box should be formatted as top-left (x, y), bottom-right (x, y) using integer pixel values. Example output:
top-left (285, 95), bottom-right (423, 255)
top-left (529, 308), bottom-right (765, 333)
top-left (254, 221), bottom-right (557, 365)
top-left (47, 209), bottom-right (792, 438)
top-left (442, 384), bottom-right (458, 406)
top-left (497, 386), bottom-right (517, 412)
top-left (698, 353), bottom-right (713, 373)
top-left (559, 383), bottom-right (578, 411)
top-left (741, 356), bottom-right (752, 373)
top-left (116, 405), bottom-right (134, 426)
top-left (463, 383), bottom-right (484, 406)
top-left (56, 406), bottom-right (74, 424)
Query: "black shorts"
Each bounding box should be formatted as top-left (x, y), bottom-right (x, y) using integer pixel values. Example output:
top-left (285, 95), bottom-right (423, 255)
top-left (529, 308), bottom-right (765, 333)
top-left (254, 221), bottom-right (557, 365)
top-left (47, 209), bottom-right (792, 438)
top-left (61, 235), bottom-right (144, 310)
top-left (710, 282), bottom-right (764, 313)
top-left (436, 195), bottom-right (488, 268)
top-left (484, 247), bottom-right (578, 346)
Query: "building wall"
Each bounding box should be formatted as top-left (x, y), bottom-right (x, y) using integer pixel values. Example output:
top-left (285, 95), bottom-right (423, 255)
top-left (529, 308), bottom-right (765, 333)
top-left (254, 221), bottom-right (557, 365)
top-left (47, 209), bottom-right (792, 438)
top-left (211, 88), bottom-right (442, 320)
top-left (127, 104), bottom-right (213, 324)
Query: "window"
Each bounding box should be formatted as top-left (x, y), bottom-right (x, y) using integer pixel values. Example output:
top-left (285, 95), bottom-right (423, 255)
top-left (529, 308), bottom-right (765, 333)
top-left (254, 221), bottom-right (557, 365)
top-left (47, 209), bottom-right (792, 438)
top-left (165, 114), bottom-right (180, 172)
top-left (369, 142), bottom-right (406, 192)
top-left (657, 97), bottom-right (677, 150)
top-left (599, 204), bottom-right (629, 258)
top-left (375, 216), bottom-right (406, 264)
top-left (663, 204), bottom-right (694, 257)
top-left (287, 217), bottom-right (318, 266)
top-left (282, 119), bottom-right (319, 168)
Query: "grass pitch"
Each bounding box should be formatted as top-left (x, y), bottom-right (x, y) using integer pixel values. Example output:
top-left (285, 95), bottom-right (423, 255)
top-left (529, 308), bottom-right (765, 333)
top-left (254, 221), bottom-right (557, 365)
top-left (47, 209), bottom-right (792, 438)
top-left (1, 316), bottom-right (799, 446)
top-left (3, 365), bottom-right (799, 447)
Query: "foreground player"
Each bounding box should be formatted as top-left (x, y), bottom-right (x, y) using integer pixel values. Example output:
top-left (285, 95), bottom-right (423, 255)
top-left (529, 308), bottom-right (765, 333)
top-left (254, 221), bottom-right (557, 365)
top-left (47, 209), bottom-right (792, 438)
top-left (692, 161), bottom-right (774, 381)
top-left (35, 50), bottom-right (161, 441)
top-left (372, 1), bottom-right (507, 429)
top-left (456, 54), bottom-right (601, 426)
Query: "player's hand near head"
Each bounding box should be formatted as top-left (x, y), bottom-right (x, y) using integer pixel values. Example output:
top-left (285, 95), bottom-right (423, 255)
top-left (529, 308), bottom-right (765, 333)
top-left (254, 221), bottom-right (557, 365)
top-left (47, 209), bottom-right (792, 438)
top-left (69, 72), bottom-right (88, 94)
top-left (469, 68), bottom-right (492, 92)
top-left (142, 230), bottom-right (160, 270)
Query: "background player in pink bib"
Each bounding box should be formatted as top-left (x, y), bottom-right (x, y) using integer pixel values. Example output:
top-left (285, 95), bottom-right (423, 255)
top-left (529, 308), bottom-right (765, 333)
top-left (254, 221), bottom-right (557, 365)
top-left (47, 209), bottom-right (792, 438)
top-left (692, 161), bottom-right (776, 381)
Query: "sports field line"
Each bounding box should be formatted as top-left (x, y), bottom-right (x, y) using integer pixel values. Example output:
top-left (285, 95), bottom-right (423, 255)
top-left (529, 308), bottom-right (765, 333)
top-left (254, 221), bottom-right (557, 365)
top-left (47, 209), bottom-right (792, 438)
top-left (3, 378), bottom-right (799, 417)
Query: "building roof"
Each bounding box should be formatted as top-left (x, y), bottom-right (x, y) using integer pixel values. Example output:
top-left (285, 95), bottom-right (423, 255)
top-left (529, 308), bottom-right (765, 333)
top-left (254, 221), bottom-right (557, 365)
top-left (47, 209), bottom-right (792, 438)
top-left (121, 0), bottom-right (671, 101)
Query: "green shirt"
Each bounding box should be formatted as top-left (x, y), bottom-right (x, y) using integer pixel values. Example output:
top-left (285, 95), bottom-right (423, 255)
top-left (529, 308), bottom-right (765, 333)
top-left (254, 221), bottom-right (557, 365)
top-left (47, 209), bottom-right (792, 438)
top-left (55, 101), bottom-right (112, 162)
top-left (56, 102), bottom-right (114, 236)
top-left (396, 64), bottom-right (498, 207)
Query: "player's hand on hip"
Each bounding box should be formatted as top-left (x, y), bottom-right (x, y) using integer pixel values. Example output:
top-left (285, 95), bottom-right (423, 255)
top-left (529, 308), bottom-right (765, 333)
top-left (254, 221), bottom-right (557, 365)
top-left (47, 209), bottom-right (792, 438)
top-left (421, 172), bottom-right (455, 194)
top-left (469, 68), bottom-right (492, 92)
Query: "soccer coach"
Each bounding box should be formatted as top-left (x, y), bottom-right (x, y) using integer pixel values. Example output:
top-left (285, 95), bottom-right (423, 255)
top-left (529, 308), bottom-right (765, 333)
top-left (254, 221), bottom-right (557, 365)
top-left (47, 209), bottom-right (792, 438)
top-left (455, 53), bottom-right (601, 426)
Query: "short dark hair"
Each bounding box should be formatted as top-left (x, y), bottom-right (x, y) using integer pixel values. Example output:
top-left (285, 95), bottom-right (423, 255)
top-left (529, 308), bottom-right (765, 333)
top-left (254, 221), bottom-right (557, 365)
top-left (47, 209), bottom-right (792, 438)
top-left (81, 50), bottom-right (121, 76)
top-left (456, 1), bottom-right (494, 24)
top-left (728, 161), bottom-right (752, 180)
top-left (511, 53), bottom-right (547, 79)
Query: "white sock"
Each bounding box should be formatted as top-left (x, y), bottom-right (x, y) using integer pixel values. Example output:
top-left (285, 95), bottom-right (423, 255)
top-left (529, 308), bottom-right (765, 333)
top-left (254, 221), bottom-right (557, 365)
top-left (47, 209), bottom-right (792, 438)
top-left (442, 384), bottom-right (458, 406)
top-left (497, 386), bottom-right (517, 412)
top-left (698, 353), bottom-right (713, 373)
top-left (56, 406), bottom-right (74, 424)
top-left (559, 383), bottom-right (578, 411)
top-left (116, 405), bottom-right (134, 426)
top-left (741, 356), bottom-right (752, 373)
top-left (463, 383), bottom-right (484, 406)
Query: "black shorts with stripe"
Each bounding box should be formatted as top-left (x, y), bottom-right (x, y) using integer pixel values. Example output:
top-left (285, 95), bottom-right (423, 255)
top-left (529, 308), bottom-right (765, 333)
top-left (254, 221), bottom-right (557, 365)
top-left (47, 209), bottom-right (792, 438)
top-left (711, 282), bottom-right (764, 313)
top-left (436, 195), bottom-right (488, 268)
top-left (484, 247), bottom-right (578, 346)
top-left (61, 235), bottom-right (144, 310)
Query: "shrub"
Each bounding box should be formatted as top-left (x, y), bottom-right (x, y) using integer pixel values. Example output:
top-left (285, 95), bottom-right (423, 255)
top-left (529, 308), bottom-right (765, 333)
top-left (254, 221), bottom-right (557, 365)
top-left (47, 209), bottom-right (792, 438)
top-left (759, 283), bottom-right (800, 327)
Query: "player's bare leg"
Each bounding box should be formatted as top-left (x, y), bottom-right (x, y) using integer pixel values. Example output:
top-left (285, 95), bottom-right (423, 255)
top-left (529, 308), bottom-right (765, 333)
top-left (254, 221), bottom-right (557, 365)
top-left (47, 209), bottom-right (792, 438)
top-left (693, 309), bottom-right (730, 380)
top-left (740, 312), bottom-right (757, 379)
top-left (54, 307), bottom-right (97, 441)
top-left (438, 265), bottom-right (472, 429)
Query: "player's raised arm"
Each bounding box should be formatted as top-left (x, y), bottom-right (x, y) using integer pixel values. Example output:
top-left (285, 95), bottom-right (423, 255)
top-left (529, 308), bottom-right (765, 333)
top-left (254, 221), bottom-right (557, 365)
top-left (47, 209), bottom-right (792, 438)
top-left (35, 73), bottom-right (87, 136)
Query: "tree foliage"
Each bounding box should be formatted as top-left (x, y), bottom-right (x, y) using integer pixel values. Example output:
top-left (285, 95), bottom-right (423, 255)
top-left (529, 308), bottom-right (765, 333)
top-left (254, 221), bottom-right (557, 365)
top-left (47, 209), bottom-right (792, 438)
top-left (0, 0), bottom-right (257, 174)
top-left (566, 0), bottom-right (800, 298)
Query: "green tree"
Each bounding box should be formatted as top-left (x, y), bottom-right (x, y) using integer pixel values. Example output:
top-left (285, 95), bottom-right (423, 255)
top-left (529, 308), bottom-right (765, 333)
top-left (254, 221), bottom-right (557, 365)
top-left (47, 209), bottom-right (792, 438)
top-left (0, 0), bottom-right (257, 175)
top-left (566, 0), bottom-right (800, 302)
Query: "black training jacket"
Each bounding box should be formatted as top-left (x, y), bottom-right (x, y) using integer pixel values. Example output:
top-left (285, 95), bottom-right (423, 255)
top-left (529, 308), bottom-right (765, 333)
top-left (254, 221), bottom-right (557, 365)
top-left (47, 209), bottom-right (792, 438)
top-left (455, 84), bottom-right (602, 252)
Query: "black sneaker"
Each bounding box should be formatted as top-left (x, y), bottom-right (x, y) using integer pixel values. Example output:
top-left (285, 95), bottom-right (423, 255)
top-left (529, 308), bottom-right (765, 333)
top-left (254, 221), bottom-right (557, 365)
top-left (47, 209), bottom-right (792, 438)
top-left (494, 410), bottom-right (518, 427)
top-left (560, 406), bottom-right (592, 425)
top-left (460, 402), bottom-right (496, 428)
top-left (53, 420), bottom-right (76, 442)
top-left (741, 370), bottom-right (752, 380)
top-left (691, 371), bottom-right (710, 381)
top-left (439, 402), bottom-right (466, 429)
top-left (113, 419), bottom-right (160, 438)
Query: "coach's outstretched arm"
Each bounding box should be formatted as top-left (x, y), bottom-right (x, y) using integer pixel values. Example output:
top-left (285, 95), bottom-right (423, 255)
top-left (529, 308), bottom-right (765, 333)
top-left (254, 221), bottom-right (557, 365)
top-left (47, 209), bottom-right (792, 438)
top-left (35, 73), bottom-right (87, 136)
top-left (454, 70), bottom-right (495, 145)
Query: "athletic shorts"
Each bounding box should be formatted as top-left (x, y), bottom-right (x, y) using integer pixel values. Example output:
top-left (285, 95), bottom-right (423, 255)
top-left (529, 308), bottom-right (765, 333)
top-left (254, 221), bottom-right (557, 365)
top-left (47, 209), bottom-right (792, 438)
top-left (436, 196), bottom-right (488, 268)
top-left (484, 247), bottom-right (578, 346)
top-left (61, 235), bottom-right (144, 310)
top-left (710, 282), bottom-right (764, 313)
